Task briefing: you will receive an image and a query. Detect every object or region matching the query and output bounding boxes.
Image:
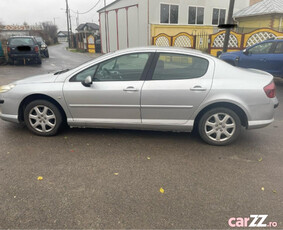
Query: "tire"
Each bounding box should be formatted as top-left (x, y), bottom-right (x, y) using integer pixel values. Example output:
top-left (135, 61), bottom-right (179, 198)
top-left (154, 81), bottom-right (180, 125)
top-left (24, 100), bottom-right (62, 136)
top-left (45, 50), bottom-right (49, 58)
top-left (198, 107), bottom-right (241, 146)
top-left (37, 58), bottom-right (42, 65)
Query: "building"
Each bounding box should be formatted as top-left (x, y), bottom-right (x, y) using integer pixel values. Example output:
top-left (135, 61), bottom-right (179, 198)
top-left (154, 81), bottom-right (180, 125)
top-left (98, 0), bottom-right (250, 53)
top-left (76, 22), bottom-right (100, 52)
top-left (234, 0), bottom-right (283, 33)
top-left (57, 31), bottom-right (69, 43)
top-left (0, 25), bottom-right (42, 40)
top-left (76, 22), bottom-right (100, 35)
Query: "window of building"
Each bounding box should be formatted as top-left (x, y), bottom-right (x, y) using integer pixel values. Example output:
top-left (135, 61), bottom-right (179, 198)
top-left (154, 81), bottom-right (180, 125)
top-left (188, 6), bottom-right (204, 24)
top-left (212, 8), bottom-right (226, 25)
top-left (160, 4), bottom-right (179, 24)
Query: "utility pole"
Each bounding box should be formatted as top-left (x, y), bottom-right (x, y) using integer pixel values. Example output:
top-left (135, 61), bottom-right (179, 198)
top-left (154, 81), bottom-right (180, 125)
top-left (104, 0), bottom-right (108, 53)
top-left (65, 0), bottom-right (70, 48)
top-left (76, 10), bottom-right (79, 27)
top-left (223, 0), bottom-right (235, 53)
top-left (69, 8), bottom-right (73, 47)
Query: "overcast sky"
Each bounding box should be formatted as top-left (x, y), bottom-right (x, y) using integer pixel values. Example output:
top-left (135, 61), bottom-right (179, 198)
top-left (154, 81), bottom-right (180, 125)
top-left (0, 0), bottom-right (115, 31)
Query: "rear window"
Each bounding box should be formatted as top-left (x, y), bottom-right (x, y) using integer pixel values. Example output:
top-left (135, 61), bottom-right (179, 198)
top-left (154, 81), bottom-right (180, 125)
top-left (9, 38), bottom-right (35, 46)
top-left (152, 53), bottom-right (209, 80)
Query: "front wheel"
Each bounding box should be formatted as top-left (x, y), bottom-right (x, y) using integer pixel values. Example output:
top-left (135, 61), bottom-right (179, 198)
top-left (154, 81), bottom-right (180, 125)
top-left (44, 50), bottom-right (49, 58)
top-left (24, 100), bottom-right (62, 136)
top-left (198, 107), bottom-right (241, 146)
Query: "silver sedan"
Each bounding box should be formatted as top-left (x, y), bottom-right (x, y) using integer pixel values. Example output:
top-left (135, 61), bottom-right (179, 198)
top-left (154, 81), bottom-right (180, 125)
top-left (0, 47), bottom-right (279, 145)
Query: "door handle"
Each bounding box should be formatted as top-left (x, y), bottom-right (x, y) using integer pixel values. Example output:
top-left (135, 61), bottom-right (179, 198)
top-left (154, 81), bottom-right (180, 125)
top-left (123, 86), bottom-right (139, 92)
top-left (190, 86), bottom-right (207, 91)
top-left (260, 58), bottom-right (267, 62)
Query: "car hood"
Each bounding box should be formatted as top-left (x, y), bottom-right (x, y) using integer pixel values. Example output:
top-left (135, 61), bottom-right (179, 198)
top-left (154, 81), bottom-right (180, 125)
top-left (13, 73), bottom-right (58, 84)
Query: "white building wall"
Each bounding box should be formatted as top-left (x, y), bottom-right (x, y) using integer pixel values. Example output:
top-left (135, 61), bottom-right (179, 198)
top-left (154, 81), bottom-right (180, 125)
top-left (99, 0), bottom-right (249, 52)
top-left (149, 0), bottom-right (250, 25)
top-left (98, 0), bottom-right (148, 53)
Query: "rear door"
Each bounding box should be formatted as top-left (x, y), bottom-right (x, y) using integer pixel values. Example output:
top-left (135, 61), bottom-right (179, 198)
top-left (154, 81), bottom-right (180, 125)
top-left (141, 52), bottom-right (214, 125)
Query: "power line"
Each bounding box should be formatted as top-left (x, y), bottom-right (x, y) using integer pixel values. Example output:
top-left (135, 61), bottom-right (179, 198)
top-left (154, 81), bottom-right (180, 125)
top-left (71, 0), bottom-right (102, 15)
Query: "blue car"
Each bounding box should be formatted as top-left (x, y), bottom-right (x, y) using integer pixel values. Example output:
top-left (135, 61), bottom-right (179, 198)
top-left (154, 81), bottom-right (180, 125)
top-left (219, 39), bottom-right (283, 78)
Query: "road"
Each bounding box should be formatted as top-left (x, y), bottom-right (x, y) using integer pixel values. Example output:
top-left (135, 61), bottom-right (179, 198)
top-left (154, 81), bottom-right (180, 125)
top-left (0, 43), bottom-right (282, 229)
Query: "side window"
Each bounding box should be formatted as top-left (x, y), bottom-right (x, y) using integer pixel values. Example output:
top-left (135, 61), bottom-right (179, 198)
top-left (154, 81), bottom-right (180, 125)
top-left (249, 42), bottom-right (273, 54)
top-left (152, 53), bottom-right (209, 80)
top-left (212, 9), bottom-right (226, 25)
top-left (274, 42), bottom-right (283, 54)
top-left (70, 65), bottom-right (98, 82)
top-left (94, 53), bottom-right (150, 81)
top-left (188, 6), bottom-right (204, 25)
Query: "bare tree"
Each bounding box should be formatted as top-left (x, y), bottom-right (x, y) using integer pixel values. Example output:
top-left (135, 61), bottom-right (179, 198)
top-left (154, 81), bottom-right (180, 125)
top-left (30, 22), bottom-right (58, 45)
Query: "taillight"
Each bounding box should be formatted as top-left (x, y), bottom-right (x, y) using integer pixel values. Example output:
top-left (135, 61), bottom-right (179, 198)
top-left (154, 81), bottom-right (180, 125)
top-left (7, 47), bottom-right (10, 52)
top-left (264, 81), bottom-right (276, 98)
top-left (35, 46), bottom-right (39, 52)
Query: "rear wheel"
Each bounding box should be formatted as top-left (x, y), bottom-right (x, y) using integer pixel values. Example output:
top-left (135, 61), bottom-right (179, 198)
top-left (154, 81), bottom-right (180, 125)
top-left (36, 58), bottom-right (42, 65)
top-left (198, 107), bottom-right (241, 146)
top-left (24, 100), bottom-right (62, 136)
top-left (45, 50), bottom-right (49, 58)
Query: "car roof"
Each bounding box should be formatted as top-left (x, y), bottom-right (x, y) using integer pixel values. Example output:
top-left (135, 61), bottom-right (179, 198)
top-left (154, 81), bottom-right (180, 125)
top-left (116, 46), bottom-right (202, 53)
top-left (9, 36), bottom-right (35, 39)
top-left (110, 46), bottom-right (209, 59)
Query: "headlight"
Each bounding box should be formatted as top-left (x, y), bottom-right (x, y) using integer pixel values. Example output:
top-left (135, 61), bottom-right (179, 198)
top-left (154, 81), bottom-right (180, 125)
top-left (41, 44), bottom-right (47, 48)
top-left (0, 84), bottom-right (16, 93)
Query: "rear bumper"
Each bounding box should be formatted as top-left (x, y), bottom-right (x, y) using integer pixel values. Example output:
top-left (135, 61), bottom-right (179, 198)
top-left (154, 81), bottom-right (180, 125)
top-left (9, 53), bottom-right (40, 59)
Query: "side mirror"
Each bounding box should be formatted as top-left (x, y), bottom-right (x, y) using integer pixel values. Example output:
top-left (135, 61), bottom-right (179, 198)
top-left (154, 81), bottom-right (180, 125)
top-left (243, 49), bottom-right (249, 55)
top-left (82, 76), bottom-right (92, 87)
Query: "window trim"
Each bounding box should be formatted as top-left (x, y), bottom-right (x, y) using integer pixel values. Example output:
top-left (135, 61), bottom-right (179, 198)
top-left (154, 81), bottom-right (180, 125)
top-left (188, 5), bottom-right (205, 25)
top-left (146, 52), bottom-right (209, 81)
top-left (160, 3), bottom-right (179, 25)
top-left (212, 8), bottom-right (227, 25)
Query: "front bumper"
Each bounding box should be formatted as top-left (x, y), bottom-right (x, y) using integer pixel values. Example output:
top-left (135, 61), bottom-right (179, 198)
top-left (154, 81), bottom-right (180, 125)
top-left (0, 94), bottom-right (19, 124)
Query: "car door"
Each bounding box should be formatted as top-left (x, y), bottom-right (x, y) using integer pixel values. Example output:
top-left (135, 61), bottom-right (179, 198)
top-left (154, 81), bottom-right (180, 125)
top-left (63, 52), bottom-right (153, 125)
top-left (267, 41), bottom-right (283, 77)
top-left (141, 52), bottom-right (214, 125)
top-left (238, 42), bottom-right (274, 71)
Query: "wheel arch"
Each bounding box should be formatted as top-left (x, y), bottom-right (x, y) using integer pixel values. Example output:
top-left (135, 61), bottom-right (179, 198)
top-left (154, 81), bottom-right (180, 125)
top-left (18, 94), bottom-right (67, 123)
top-left (193, 102), bottom-right (249, 131)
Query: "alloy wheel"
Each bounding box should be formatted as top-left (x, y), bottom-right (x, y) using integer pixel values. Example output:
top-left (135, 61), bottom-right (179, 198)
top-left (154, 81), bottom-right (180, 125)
top-left (204, 113), bottom-right (236, 142)
top-left (28, 105), bottom-right (56, 133)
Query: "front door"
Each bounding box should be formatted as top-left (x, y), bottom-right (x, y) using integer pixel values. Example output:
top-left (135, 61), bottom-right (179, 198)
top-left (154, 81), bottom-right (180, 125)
top-left (238, 42), bottom-right (274, 71)
top-left (141, 52), bottom-right (214, 125)
top-left (63, 52), bottom-right (152, 125)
